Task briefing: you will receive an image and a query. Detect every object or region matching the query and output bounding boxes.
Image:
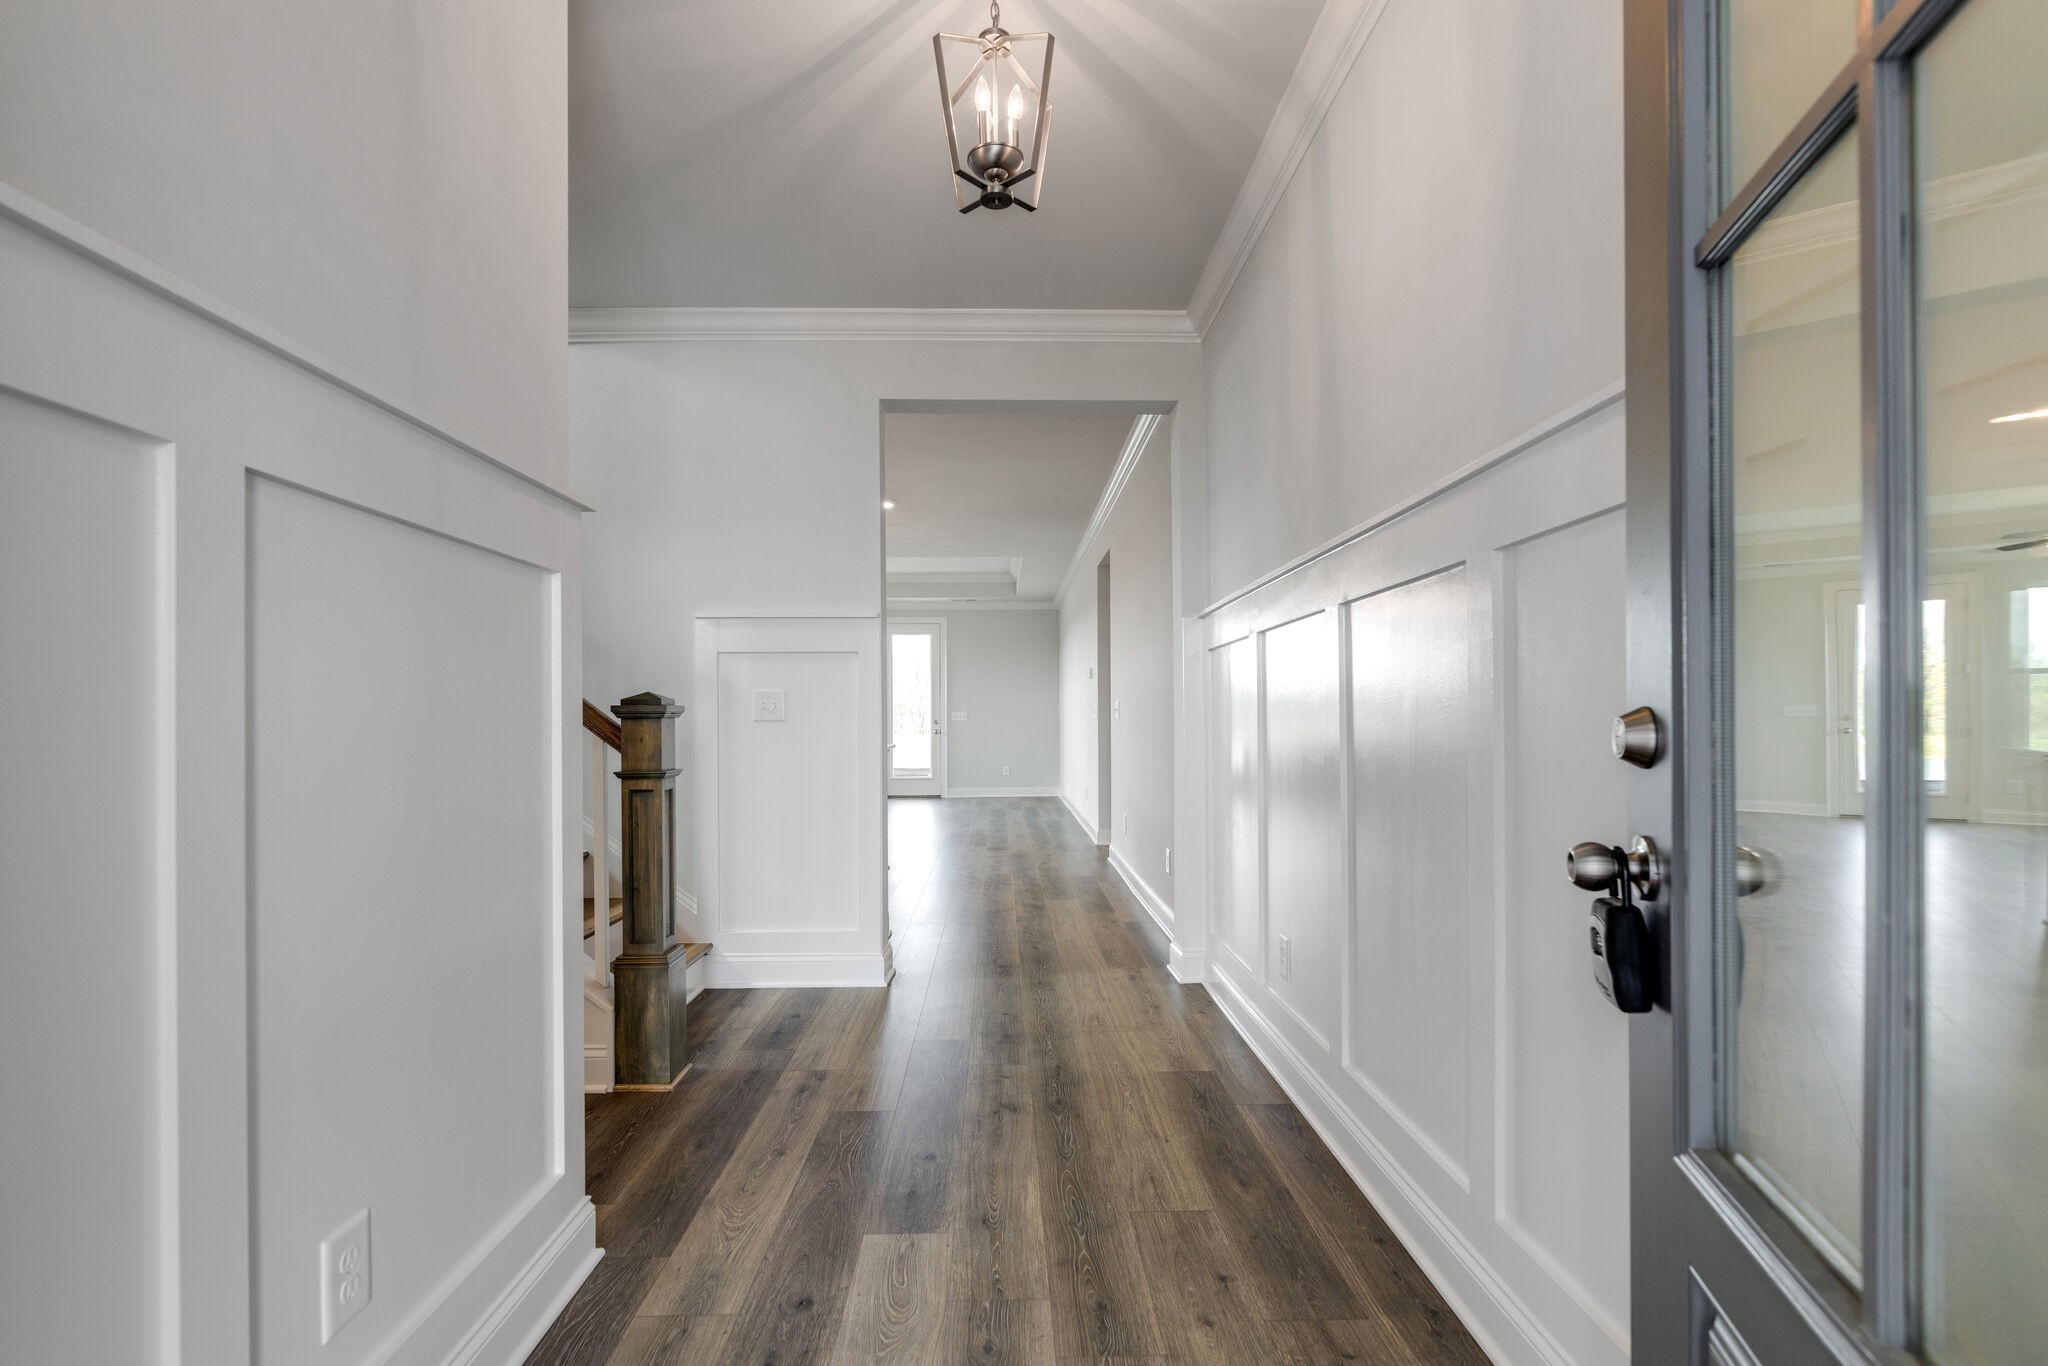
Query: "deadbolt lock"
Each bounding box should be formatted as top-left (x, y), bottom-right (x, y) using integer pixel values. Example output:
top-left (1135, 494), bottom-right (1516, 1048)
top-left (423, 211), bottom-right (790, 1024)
top-left (1611, 706), bottom-right (1662, 768)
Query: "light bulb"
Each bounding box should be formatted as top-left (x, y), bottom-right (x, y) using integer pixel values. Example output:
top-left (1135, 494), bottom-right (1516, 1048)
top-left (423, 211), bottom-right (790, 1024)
top-left (1008, 84), bottom-right (1024, 121)
top-left (974, 76), bottom-right (991, 113)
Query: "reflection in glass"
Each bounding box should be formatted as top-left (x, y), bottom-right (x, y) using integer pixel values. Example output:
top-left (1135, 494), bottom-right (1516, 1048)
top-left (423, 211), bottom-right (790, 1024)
top-left (1720, 130), bottom-right (1864, 1282)
top-left (1917, 1), bottom-right (2048, 1359)
top-left (890, 632), bottom-right (934, 776)
top-left (1718, 0), bottom-right (1858, 206)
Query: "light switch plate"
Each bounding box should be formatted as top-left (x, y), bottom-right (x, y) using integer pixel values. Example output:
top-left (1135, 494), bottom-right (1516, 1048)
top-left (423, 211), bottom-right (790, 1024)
top-left (319, 1208), bottom-right (371, 1344)
top-left (752, 689), bottom-right (787, 722)
top-left (1278, 934), bottom-right (1292, 981)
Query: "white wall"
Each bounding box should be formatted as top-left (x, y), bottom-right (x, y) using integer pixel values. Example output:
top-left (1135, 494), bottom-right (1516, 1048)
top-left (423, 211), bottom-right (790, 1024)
top-left (0, 7), bottom-right (588, 1365)
top-left (570, 339), bottom-right (1206, 947)
top-left (890, 608), bottom-right (1061, 793)
top-left (1202, 0), bottom-right (1624, 605)
top-left (1059, 419), bottom-right (1178, 918)
top-left (0, 0), bottom-right (568, 484)
top-left (1193, 1), bottom-right (1630, 1363)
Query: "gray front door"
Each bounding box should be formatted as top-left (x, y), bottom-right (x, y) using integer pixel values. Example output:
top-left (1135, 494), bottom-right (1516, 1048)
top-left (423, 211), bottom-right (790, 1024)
top-left (1624, 0), bottom-right (2048, 1360)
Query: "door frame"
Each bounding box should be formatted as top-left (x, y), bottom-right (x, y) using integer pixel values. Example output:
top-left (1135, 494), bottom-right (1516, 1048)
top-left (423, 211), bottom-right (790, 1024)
top-left (887, 617), bottom-right (948, 798)
top-left (1826, 577), bottom-right (1976, 820)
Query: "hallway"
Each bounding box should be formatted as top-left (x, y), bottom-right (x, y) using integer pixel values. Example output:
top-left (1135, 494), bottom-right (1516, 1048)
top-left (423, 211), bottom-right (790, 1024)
top-left (528, 796), bottom-right (1486, 1365)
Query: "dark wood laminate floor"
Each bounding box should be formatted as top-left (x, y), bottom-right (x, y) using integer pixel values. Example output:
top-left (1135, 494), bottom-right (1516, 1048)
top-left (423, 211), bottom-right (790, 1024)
top-left (529, 797), bottom-right (1486, 1366)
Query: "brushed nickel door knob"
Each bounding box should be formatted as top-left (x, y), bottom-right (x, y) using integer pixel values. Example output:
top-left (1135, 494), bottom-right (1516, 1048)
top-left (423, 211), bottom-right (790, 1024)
top-left (1567, 842), bottom-right (1622, 890)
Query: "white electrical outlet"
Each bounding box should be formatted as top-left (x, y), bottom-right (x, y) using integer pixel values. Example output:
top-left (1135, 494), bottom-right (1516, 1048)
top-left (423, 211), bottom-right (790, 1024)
top-left (752, 689), bottom-right (787, 722)
top-left (1122, 811), bottom-right (1130, 835)
top-left (319, 1209), bottom-right (372, 1344)
top-left (1278, 934), bottom-right (1292, 980)
top-left (1113, 698), bottom-right (1121, 720)
top-left (1164, 847), bottom-right (1172, 875)
top-left (1001, 765), bottom-right (1011, 776)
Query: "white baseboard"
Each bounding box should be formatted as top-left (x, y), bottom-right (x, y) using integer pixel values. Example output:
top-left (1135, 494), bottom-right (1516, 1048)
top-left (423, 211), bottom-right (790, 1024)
top-left (441, 1198), bottom-right (600, 1366)
top-left (947, 785), bottom-right (1060, 797)
top-left (1168, 943), bottom-right (1206, 985)
top-left (1735, 800), bottom-right (1831, 817)
top-left (1981, 807), bottom-right (2048, 827)
top-left (1107, 847), bottom-right (1175, 937)
top-left (1202, 964), bottom-right (1568, 1366)
top-left (706, 951), bottom-right (892, 989)
top-left (1060, 791), bottom-right (1107, 845)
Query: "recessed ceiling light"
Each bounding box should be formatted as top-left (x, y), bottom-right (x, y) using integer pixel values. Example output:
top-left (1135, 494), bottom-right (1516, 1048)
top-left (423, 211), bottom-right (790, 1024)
top-left (1990, 406), bottom-right (2048, 424)
top-left (882, 500), bottom-right (897, 510)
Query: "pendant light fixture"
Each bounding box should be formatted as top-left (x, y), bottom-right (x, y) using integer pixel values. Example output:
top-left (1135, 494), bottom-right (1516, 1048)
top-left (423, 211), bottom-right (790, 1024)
top-left (932, 2), bottom-right (1053, 213)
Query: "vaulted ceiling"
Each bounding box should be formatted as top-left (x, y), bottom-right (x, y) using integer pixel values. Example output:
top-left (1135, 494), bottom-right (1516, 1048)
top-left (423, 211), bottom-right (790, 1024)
top-left (568, 0), bottom-right (1327, 309)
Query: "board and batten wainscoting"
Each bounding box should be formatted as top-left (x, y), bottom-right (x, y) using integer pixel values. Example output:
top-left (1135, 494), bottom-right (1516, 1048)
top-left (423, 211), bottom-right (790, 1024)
top-left (693, 616), bottom-right (890, 989)
top-left (1200, 389), bottom-right (1632, 1366)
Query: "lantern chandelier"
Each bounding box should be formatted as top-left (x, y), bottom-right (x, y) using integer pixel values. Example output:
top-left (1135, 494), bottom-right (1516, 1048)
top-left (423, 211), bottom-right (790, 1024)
top-left (932, 1), bottom-right (1054, 213)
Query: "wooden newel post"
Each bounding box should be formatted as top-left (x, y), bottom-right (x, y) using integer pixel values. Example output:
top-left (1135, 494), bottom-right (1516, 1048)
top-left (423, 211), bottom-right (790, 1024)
top-left (611, 691), bottom-right (689, 1089)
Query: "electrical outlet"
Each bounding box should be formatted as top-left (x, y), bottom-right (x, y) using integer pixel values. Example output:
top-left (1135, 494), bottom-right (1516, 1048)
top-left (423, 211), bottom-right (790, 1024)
top-left (1001, 765), bottom-right (1011, 776)
top-left (1278, 934), bottom-right (1292, 981)
top-left (752, 689), bottom-right (787, 722)
top-left (1113, 698), bottom-right (1121, 721)
top-left (1164, 847), bottom-right (1172, 875)
top-left (1122, 811), bottom-right (1130, 835)
top-left (319, 1209), bottom-right (371, 1344)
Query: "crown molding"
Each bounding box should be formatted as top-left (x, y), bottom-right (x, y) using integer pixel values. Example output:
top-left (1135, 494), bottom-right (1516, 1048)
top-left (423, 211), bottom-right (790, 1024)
top-left (1186, 0), bottom-right (1394, 338)
top-left (1053, 412), bottom-right (1164, 609)
top-left (569, 306), bottom-right (1199, 344)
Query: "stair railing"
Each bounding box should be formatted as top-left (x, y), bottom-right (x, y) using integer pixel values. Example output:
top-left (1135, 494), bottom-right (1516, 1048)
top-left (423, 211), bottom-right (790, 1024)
top-left (582, 700), bottom-right (624, 989)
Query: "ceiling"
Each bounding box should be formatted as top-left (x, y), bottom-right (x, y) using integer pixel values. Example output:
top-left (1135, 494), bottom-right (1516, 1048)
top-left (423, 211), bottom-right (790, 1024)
top-left (884, 411), bottom-right (1134, 600)
top-left (567, 0), bottom-right (1327, 309)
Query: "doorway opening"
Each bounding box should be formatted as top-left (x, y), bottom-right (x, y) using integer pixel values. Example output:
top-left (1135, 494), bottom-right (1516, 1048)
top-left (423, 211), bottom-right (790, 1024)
top-left (888, 619), bottom-right (947, 797)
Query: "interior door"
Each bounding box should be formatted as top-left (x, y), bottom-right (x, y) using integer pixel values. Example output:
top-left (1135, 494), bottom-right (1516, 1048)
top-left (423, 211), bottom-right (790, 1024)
top-left (887, 620), bottom-right (946, 797)
top-left (1626, 0), bottom-right (2047, 1360)
top-left (1831, 581), bottom-right (1973, 819)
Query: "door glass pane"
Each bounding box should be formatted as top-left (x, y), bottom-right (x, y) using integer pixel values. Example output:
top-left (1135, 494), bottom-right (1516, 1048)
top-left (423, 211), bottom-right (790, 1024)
top-left (1719, 0), bottom-right (1859, 206)
top-left (891, 632), bottom-right (933, 776)
top-left (1915, 0), bottom-right (2048, 1357)
top-left (1720, 129), bottom-right (1865, 1283)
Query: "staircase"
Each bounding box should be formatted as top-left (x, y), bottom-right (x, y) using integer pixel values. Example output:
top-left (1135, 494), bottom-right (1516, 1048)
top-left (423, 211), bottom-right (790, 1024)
top-left (583, 698), bottom-right (709, 1093)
